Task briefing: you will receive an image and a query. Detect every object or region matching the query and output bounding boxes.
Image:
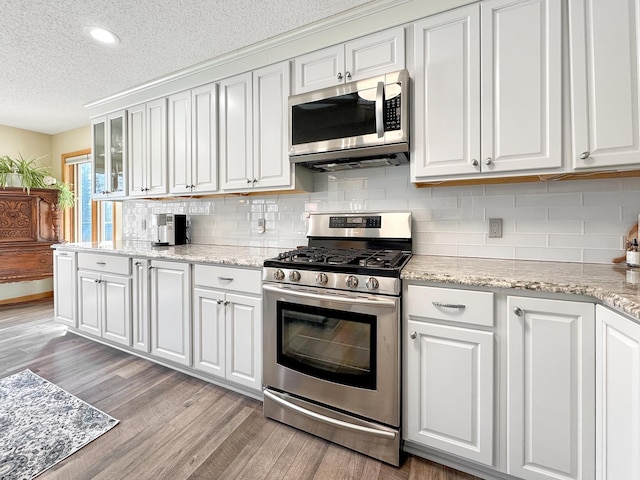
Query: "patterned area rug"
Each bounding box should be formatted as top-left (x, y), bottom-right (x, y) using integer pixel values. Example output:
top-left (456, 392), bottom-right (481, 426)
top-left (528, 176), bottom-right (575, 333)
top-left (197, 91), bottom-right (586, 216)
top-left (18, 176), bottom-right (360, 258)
top-left (0, 369), bottom-right (119, 479)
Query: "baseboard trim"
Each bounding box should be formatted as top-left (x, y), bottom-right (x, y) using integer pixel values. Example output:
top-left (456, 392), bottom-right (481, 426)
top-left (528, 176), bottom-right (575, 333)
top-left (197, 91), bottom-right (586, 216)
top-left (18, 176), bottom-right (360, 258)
top-left (0, 291), bottom-right (53, 306)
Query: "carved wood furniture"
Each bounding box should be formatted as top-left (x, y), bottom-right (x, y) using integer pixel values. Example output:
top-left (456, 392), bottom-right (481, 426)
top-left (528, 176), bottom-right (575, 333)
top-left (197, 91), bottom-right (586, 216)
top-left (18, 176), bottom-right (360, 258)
top-left (0, 187), bottom-right (60, 283)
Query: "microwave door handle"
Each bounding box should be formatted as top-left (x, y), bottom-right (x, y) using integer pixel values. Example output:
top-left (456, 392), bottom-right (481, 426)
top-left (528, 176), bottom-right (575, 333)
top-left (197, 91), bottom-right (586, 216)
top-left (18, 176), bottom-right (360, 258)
top-left (375, 81), bottom-right (384, 138)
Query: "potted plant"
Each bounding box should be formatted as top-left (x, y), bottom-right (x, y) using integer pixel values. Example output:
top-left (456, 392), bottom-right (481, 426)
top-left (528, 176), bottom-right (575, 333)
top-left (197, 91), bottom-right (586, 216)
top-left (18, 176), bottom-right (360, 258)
top-left (0, 153), bottom-right (75, 208)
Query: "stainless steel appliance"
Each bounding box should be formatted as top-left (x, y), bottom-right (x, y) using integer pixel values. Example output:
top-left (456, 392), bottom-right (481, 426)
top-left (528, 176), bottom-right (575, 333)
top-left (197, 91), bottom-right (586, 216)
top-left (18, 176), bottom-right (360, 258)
top-left (151, 213), bottom-right (187, 246)
top-left (262, 211), bottom-right (412, 466)
top-left (288, 70), bottom-right (409, 172)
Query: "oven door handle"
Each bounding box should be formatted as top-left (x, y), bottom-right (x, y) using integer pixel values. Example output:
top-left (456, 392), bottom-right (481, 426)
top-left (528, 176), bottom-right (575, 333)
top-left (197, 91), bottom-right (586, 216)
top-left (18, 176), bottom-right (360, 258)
top-left (263, 389), bottom-right (396, 440)
top-left (263, 284), bottom-right (397, 307)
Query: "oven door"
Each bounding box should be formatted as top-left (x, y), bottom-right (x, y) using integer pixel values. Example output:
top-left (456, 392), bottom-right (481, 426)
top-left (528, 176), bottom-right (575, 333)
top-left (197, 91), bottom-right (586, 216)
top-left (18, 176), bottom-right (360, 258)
top-left (263, 282), bottom-right (400, 427)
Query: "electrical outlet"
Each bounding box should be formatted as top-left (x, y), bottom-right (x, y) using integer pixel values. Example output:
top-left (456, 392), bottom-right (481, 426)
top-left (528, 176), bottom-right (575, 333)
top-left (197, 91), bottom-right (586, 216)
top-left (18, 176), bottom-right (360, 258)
top-left (257, 218), bottom-right (266, 234)
top-left (489, 218), bottom-right (502, 238)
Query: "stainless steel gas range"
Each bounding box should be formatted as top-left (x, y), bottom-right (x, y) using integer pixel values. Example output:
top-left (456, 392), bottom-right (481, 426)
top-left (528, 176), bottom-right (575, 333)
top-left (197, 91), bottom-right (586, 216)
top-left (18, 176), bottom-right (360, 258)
top-left (262, 211), bottom-right (412, 466)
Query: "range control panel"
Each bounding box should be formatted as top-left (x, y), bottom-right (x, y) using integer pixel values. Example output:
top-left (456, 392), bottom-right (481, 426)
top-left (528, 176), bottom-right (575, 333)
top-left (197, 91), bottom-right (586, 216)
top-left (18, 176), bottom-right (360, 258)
top-left (329, 216), bottom-right (382, 229)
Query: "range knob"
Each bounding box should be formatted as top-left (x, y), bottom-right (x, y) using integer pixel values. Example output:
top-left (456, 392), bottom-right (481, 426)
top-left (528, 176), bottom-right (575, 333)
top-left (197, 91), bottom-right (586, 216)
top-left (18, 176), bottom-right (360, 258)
top-left (289, 270), bottom-right (301, 282)
top-left (345, 275), bottom-right (359, 289)
top-left (366, 277), bottom-right (379, 290)
top-left (316, 273), bottom-right (328, 286)
top-left (273, 269), bottom-right (285, 281)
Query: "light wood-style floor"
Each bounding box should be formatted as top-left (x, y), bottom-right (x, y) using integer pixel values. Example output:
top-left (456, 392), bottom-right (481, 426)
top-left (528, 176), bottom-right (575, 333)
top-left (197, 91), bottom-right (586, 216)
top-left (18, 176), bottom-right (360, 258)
top-left (0, 300), bottom-right (482, 480)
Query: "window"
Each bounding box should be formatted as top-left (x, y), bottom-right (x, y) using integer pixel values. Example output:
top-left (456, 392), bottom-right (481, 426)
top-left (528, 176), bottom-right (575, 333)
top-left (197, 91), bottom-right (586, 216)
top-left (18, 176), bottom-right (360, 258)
top-left (62, 150), bottom-right (116, 243)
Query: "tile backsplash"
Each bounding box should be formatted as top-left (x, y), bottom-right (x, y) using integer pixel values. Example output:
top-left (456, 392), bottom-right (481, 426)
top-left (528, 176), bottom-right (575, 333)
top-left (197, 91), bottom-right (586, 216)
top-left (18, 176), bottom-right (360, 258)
top-left (122, 165), bottom-right (640, 264)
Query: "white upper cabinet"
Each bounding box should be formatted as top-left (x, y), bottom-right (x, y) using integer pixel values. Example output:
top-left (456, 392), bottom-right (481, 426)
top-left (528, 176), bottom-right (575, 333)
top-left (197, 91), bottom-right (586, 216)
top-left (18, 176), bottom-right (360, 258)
top-left (92, 110), bottom-right (127, 199)
top-left (220, 61), bottom-right (299, 192)
top-left (168, 82), bottom-right (218, 195)
top-left (128, 98), bottom-right (168, 197)
top-left (293, 26), bottom-right (405, 93)
top-left (252, 62), bottom-right (291, 190)
top-left (569, 0), bottom-right (640, 170)
top-left (412, 0), bottom-right (562, 181)
top-left (219, 71), bottom-right (254, 191)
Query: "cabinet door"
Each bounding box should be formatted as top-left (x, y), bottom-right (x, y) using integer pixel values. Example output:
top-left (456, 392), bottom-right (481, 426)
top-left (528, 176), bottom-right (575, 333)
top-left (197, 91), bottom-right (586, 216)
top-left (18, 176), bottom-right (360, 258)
top-left (253, 61), bottom-right (291, 189)
top-left (101, 273), bottom-right (131, 346)
top-left (405, 320), bottom-right (494, 466)
top-left (569, 0), bottom-right (640, 170)
top-left (293, 44), bottom-right (345, 94)
top-left (219, 72), bottom-right (253, 190)
top-left (225, 293), bottom-right (262, 391)
top-left (191, 82), bottom-right (218, 193)
top-left (150, 260), bottom-right (191, 366)
top-left (193, 287), bottom-right (226, 378)
top-left (145, 98), bottom-right (168, 196)
top-left (168, 90), bottom-right (192, 195)
top-left (345, 26), bottom-right (405, 81)
top-left (78, 270), bottom-right (101, 336)
top-left (54, 251), bottom-right (77, 327)
top-left (91, 116), bottom-right (108, 199)
top-left (132, 258), bottom-right (149, 352)
top-left (108, 111), bottom-right (127, 197)
top-left (507, 296), bottom-right (595, 480)
top-left (481, 0), bottom-right (562, 173)
top-left (412, 5), bottom-right (481, 179)
top-left (595, 305), bottom-right (640, 480)
top-left (128, 103), bottom-right (147, 197)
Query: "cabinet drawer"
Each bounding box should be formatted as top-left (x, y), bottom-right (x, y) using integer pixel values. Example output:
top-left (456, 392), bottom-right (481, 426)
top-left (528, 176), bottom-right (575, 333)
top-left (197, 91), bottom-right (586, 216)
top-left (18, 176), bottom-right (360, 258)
top-left (194, 264), bottom-right (261, 295)
top-left (78, 253), bottom-right (131, 275)
top-left (407, 285), bottom-right (494, 327)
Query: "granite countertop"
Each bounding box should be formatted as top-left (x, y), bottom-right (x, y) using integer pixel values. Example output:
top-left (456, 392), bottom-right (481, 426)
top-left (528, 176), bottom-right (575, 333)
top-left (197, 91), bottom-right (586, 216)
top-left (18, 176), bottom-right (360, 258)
top-left (55, 242), bottom-right (640, 321)
top-left (53, 241), bottom-right (283, 269)
top-left (402, 255), bottom-right (640, 321)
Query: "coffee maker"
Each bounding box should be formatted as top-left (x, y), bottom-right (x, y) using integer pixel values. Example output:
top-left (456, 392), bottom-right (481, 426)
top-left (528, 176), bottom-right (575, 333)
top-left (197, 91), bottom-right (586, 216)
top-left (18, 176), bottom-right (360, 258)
top-left (151, 214), bottom-right (187, 246)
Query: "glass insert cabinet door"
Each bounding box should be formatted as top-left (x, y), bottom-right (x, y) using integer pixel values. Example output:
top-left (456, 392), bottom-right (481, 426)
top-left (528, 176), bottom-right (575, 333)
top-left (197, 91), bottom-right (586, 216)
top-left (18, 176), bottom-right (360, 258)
top-left (91, 110), bottom-right (127, 199)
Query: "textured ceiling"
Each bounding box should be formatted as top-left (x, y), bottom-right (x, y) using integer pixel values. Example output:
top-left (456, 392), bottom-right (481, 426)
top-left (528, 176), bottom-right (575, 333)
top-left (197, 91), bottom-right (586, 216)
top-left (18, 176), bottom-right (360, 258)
top-left (0, 0), bottom-right (375, 135)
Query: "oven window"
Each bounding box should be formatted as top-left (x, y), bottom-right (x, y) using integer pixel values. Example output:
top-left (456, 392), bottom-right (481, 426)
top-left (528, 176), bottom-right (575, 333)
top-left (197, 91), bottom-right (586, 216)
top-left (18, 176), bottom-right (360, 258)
top-left (276, 301), bottom-right (377, 389)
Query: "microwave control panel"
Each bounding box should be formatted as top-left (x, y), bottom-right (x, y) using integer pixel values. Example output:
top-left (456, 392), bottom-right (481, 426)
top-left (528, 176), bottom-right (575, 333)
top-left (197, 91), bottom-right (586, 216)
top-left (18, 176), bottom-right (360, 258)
top-left (384, 94), bottom-right (402, 131)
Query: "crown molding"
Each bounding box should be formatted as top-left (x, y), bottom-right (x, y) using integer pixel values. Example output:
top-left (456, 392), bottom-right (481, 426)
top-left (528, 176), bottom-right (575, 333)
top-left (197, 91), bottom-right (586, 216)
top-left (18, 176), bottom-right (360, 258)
top-left (85, 0), bottom-right (473, 116)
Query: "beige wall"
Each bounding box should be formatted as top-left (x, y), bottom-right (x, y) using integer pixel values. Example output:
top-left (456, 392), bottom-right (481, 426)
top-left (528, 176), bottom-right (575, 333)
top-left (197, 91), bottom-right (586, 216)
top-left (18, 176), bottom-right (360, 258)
top-left (0, 124), bottom-right (52, 166)
top-left (0, 124), bottom-right (91, 302)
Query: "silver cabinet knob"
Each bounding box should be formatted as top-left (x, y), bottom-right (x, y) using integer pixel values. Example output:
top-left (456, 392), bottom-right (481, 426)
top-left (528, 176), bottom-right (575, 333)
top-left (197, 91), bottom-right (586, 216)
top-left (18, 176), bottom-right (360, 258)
top-left (410, 331), bottom-right (417, 340)
top-left (472, 159), bottom-right (479, 167)
top-left (217, 299), bottom-right (223, 305)
top-left (337, 72), bottom-right (343, 80)
top-left (345, 71), bottom-right (352, 80)
top-left (579, 151), bottom-right (591, 160)
top-left (246, 178), bottom-right (252, 184)
top-left (485, 157), bottom-right (493, 165)
top-left (513, 306), bottom-right (524, 317)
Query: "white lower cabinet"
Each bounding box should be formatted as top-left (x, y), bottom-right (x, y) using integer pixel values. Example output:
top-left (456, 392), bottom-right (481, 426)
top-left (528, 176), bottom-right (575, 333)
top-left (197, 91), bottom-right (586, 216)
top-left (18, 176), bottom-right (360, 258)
top-left (595, 305), bottom-right (640, 480)
top-left (149, 260), bottom-right (191, 366)
top-left (78, 270), bottom-right (132, 346)
top-left (132, 258), bottom-right (150, 352)
top-left (53, 250), bottom-right (77, 327)
top-left (405, 285), bottom-right (495, 466)
top-left (193, 264), bottom-right (262, 392)
top-left (507, 296), bottom-right (595, 480)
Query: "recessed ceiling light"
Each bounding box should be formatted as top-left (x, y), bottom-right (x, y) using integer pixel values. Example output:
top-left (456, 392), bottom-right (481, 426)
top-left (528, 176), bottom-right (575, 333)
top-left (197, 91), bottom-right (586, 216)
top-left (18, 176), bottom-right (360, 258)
top-left (84, 26), bottom-right (120, 46)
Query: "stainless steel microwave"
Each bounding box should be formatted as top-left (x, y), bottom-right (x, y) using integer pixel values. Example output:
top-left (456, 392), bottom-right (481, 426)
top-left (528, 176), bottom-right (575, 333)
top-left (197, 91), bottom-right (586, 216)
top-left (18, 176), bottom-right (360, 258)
top-left (288, 69), bottom-right (409, 171)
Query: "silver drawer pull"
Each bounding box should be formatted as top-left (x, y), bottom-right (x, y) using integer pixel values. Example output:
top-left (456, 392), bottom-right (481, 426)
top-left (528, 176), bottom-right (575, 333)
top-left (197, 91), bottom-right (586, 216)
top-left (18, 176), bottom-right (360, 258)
top-left (217, 276), bottom-right (234, 282)
top-left (432, 302), bottom-right (466, 309)
top-left (57, 252), bottom-right (68, 256)
top-left (96, 262), bottom-right (106, 265)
